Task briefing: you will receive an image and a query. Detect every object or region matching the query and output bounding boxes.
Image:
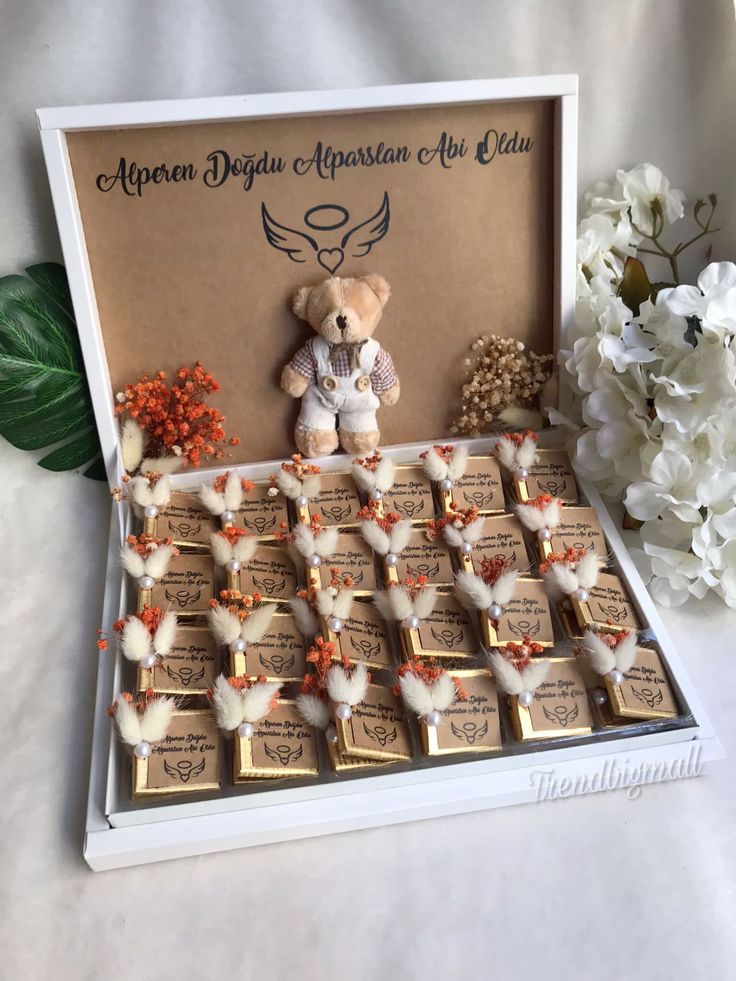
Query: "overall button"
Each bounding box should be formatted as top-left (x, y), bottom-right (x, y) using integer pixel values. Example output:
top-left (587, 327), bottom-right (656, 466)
top-left (355, 375), bottom-right (371, 392)
top-left (321, 375), bottom-right (338, 392)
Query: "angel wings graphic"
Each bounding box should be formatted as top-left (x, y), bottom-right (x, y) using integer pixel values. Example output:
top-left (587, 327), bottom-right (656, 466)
top-left (261, 193), bottom-right (390, 274)
top-left (163, 757), bottom-right (206, 783)
top-left (264, 742), bottom-right (304, 766)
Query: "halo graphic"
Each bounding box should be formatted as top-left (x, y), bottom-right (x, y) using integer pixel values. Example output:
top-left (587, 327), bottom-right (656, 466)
top-left (304, 204), bottom-right (350, 231)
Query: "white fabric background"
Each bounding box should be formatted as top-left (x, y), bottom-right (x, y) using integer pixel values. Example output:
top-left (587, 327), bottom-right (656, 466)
top-left (1, 2), bottom-right (735, 978)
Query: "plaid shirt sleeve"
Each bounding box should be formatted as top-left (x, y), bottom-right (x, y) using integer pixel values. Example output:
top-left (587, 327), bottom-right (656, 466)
top-left (370, 346), bottom-right (398, 395)
top-left (288, 338), bottom-right (317, 383)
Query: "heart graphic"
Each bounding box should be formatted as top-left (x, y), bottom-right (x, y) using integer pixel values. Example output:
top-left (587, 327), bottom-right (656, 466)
top-left (317, 248), bottom-right (344, 274)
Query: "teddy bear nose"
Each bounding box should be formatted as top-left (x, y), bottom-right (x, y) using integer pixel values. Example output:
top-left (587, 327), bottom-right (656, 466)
top-left (336, 315), bottom-right (347, 331)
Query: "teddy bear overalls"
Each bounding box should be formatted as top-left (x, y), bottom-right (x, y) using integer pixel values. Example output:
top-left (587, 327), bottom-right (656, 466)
top-left (297, 336), bottom-right (381, 435)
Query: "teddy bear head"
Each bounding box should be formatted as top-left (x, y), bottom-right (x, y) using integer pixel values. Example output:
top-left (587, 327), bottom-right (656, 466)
top-left (291, 274), bottom-right (391, 345)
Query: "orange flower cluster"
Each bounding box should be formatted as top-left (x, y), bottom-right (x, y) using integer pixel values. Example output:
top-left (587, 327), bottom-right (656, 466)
top-left (499, 429), bottom-right (538, 448)
top-left (353, 450), bottom-right (383, 472)
top-left (356, 500), bottom-right (402, 533)
top-left (427, 504), bottom-right (480, 542)
top-left (208, 589), bottom-right (262, 621)
top-left (112, 605), bottom-right (166, 637)
top-left (389, 574), bottom-right (429, 599)
top-left (419, 443), bottom-right (455, 463)
top-left (282, 453), bottom-right (321, 480)
top-left (106, 688), bottom-right (156, 717)
top-left (538, 546), bottom-right (587, 575)
top-left (591, 629), bottom-right (631, 649)
top-left (212, 471), bottom-right (255, 494)
top-left (394, 656), bottom-right (467, 701)
top-left (216, 525), bottom-right (251, 547)
top-left (302, 637), bottom-right (370, 699)
top-left (519, 493), bottom-right (555, 511)
top-left (115, 362), bottom-right (233, 468)
top-left (504, 635), bottom-right (546, 670)
top-left (96, 629), bottom-right (108, 651)
top-left (125, 533), bottom-right (178, 558)
top-left (479, 555), bottom-right (512, 586)
top-left (296, 568), bottom-right (354, 611)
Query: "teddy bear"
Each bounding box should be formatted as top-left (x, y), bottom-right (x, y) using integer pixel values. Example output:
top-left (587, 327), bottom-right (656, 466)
top-left (280, 274), bottom-right (400, 458)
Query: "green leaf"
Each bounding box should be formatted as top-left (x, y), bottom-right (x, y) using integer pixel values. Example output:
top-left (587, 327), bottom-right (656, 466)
top-left (0, 265), bottom-right (102, 475)
top-left (83, 454), bottom-right (107, 481)
top-left (619, 256), bottom-right (652, 317)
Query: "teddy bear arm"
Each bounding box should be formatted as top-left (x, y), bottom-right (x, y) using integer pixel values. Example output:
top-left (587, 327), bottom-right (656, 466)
top-left (281, 363), bottom-right (310, 398)
top-left (378, 379), bottom-right (400, 406)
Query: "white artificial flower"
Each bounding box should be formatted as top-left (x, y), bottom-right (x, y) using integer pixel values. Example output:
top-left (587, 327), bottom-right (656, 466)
top-left (624, 449), bottom-right (702, 522)
top-left (711, 539), bottom-right (736, 609)
top-left (576, 213), bottom-right (635, 284)
top-left (637, 514), bottom-right (712, 607)
top-left (661, 262), bottom-right (736, 338)
top-left (616, 163), bottom-right (685, 236)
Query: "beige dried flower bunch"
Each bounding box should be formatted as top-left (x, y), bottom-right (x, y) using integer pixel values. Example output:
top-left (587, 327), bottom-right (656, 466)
top-left (451, 335), bottom-right (553, 436)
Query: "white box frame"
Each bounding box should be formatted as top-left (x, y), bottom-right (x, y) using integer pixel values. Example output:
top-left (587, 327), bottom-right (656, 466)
top-left (36, 77), bottom-right (722, 871)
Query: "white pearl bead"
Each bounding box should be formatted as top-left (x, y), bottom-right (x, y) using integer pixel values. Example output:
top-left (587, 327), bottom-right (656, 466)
top-left (538, 527), bottom-right (552, 542)
top-left (134, 740), bottom-right (151, 759)
top-left (439, 478), bottom-right (453, 492)
top-left (425, 709), bottom-right (442, 727)
top-left (385, 552), bottom-right (398, 567)
top-left (369, 489), bottom-right (383, 501)
top-left (460, 541), bottom-right (473, 555)
top-left (144, 504), bottom-right (158, 518)
top-left (296, 495), bottom-right (308, 508)
top-left (141, 653), bottom-right (157, 669)
top-left (518, 689), bottom-right (534, 707)
top-left (335, 702), bottom-right (352, 721)
top-left (609, 668), bottom-right (624, 685)
top-left (328, 616), bottom-right (343, 633)
top-left (403, 614), bottom-right (420, 630)
top-left (238, 721), bottom-right (254, 739)
top-left (517, 466), bottom-right (529, 479)
top-left (306, 553), bottom-right (322, 568)
top-left (325, 725), bottom-right (338, 744)
top-left (592, 688), bottom-right (608, 705)
top-left (138, 575), bottom-right (154, 590)
top-left (221, 509), bottom-right (234, 523)
top-left (573, 587), bottom-right (589, 602)
top-left (488, 603), bottom-right (503, 621)
top-left (230, 637), bottom-right (246, 653)
top-left (226, 558), bottom-right (241, 573)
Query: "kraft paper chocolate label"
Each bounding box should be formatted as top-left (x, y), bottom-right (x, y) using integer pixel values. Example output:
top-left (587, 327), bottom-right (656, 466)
top-left (151, 554), bottom-right (214, 612)
top-left (494, 578), bottom-right (553, 644)
top-left (313, 472), bottom-right (362, 526)
top-left (156, 492), bottom-right (218, 546)
top-left (586, 573), bottom-right (640, 630)
top-left (452, 457), bottom-right (505, 512)
top-left (136, 710), bottom-right (221, 795)
top-left (524, 660), bottom-right (593, 736)
top-left (472, 515), bottom-right (529, 573)
top-left (426, 673), bottom-right (501, 754)
top-left (236, 701), bottom-right (319, 778)
top-left (417, 593), bottom-right (477, 655)
top-left (338, 601), bottom-right (392, 666)
top-left (236, 483), bottom-right (289, 537)
top-left (319, 534), bottom-right (378, 591)
top-left (239, 545), bottom-right (297, 599)
top-left (396, 528), bottom-right (454, 584)
top-left (525, 450), bottom-right (577, 502)
top-left (611, 646), bottom-right (678, 719)
top-left (549, 507), bottom-right (607, 557)
top-left (382, 466), bottom-right (435, 520)
top-left (337, 685), bottom-right (412, 761)
top-left (143, 626), bottom-right (219, 693)
top-left (231, 614), bottom-right (308, 680)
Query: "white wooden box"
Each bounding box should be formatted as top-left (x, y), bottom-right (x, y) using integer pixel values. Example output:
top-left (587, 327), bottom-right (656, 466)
top-left (37, 76), bottom-right (722, 871)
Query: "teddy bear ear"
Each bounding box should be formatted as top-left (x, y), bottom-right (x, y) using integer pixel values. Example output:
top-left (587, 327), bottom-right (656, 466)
top-left (292, 286), bottom-right (312, 320)
top-left (361, 274), bottom-right (391, 308)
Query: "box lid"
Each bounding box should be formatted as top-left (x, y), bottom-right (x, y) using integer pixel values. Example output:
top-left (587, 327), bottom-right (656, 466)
top-left (38, 76), bottom-right (577, 484)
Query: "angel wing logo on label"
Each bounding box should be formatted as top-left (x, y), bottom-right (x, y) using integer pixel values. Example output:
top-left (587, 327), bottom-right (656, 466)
top-left (363, 723), bottom-right (397, 747)
top-left (163, 757), bottom-right (206, 783)
top-left (537, 478), bottom-right (567, 497)
top-left (320, 503), bottom-right (353, 523)
top-left (261, 193), bottom-right (390, 275)
top-left (462, 489), bottom-right (495, 509)
top-left (485, 549), bottom-right (517, 568)
top-left (406, 561), bottom-right (440, 579)
top-left (430, 627), bottom-right (464, 650)
top-left (258, 651), bottom-right (296, 675)
top-left (252, 576), bottom-right (286, 596)
top-left (542, 702), bottom-right (580, 728)
top-left (394, 498), bottom-right (425, 518)
top-left (507, 619), bottom-right (541, 638)
top-left (631, 686), bottom-right (664, 709)
top-left (169, 521), bottom-right (202, 539)
top-left (163, 663), bottom-right (206, 687)
top-left (344, 569), bottom-right (364, 586)
top-left (164, 588), bottom-right (202, 609)
top-left (563, 538), bottom-right (589, 552)
top-left (243, 515), bottom-right (277, 535)
top-left (349, 635), bottom-right (382, 660)
top-left (600, 604), bottom-right (627, 623)
top-left (264, 742), bottom-right (304, 766)
top-left (450, 719), bottom-right (489, 745)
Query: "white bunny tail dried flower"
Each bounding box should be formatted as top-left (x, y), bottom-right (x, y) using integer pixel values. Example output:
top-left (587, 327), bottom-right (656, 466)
top-left (374, 456), bottom-right (396, 493)
top-left (289, 596), bottom-right (320, 637)
top-left (209, 606), bottom-right (242, 646)
top-left (223, 472), bottom-right (244, 511)
top-left (413, 586), bottom-right (438, 621)
top-left (301, 474), bottom-right (322, 499)
top-left (152, 610), bottom-right (177, 656)
top-left (139, 697), bottom-right (176, 743)
top-left (576, 550), bottom-right (605, 591)
top-left (582, 630), bottom-right (638, 676)
top-left (297, 692), bottom-right (331, 730)
top-left (314, 525), bottom-right (340, 559)
top-left (542, 562), bottom-right (580, 598)
top-left (120, 617), bottom-right (153, 662)
top-left (276, 469), bottom-right (303, 500)
top-left (120, 419), bottom-right (145, 472)
top-left (515, 498), bottom-right (562, 533)
top-left (326, 661), bottom-right (369, 707)
top-left (143, 543), bottom-right (176, 580)
top-left (398, 671), bottom-right (458, 718)
top-left (422, 446), bottom-right (450, 482)
top-left (447, 444), bottom-right (469, 482)
top-left (199, 483), bottom-right (225, 516)
top-left (444, 517), bottom-right (486, 548)
top-left (292, 523), bottom-right (317, 558)
top-left (141, 456), bottom-right (182, 475)
top-left (374, 587), bottom-right (413, 623)
top-left (361, 519), bottom-right (390, 556)
top-left (240, 604), bottom-right (276, 644)
top-left (498, 406), bottom-right (544, 431)
top-left (211, 676), bottom-right (245, 731)
top-left (315, 588), bottom-right (354, 620)
top-left (120, 546), bottom-right (146, 580)
top-left (240, 681), bottom-right (282, 723)
top-left (233, 535), bottom-right (257, 564)
top-left (489, 652), bottom-right (549, 695)
top-left (113, 695), bottom-right (143, 745)
top-left (388, 520), bottom-right (412, 555)
top-left (454, 570), bottom-right (493, 610)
